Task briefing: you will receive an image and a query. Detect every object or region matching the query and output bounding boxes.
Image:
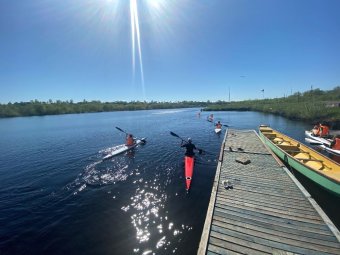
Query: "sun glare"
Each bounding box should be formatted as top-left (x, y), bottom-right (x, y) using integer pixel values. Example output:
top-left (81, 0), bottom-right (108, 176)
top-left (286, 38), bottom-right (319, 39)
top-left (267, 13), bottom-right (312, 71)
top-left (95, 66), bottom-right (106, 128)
top-left (130, 0), bottom-right (146, 100)
top-left (146, 0), bottom-right (162, 10)
top-left (102, 0), bottom-right (175, 101)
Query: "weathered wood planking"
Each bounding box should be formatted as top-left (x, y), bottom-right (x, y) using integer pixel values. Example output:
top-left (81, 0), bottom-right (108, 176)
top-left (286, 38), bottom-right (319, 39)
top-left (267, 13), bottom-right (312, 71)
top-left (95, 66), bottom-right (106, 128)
top-left (198, 129), bottom-right (340, 255)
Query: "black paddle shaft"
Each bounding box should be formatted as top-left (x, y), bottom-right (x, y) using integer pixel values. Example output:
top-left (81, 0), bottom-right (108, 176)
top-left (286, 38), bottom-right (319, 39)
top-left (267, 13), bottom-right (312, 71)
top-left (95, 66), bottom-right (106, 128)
top-left (169, 131), bottom-right (187, 142)
top-left (116, 126), bottom-right (128, 135)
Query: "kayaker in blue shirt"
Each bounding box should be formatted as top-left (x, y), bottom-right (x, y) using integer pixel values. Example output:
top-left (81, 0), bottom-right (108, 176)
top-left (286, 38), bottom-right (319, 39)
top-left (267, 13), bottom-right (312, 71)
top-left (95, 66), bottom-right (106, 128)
top-left (181, 138), bottom-right (197, 157)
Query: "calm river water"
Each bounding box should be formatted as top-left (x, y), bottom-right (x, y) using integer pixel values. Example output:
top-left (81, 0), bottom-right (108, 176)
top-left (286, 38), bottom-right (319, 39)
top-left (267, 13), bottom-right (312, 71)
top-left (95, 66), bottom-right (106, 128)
top-left (0, 109), bottom-right (339, 255)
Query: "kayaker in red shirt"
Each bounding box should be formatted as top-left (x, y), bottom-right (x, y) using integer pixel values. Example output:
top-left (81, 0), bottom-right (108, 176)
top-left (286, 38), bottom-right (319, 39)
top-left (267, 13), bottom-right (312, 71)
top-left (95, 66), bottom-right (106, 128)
top-left (126, 134), bottom-right (135, 146)
top-left (215, 121), bottom-right (222, 129)
top-left (319, 123), bottom-right (330, 137)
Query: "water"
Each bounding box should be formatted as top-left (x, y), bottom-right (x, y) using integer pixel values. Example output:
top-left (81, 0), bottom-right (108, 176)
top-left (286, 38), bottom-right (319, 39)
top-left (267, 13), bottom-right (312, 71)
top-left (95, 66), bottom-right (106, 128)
top-left (0, 109), bottom-right (339, 255)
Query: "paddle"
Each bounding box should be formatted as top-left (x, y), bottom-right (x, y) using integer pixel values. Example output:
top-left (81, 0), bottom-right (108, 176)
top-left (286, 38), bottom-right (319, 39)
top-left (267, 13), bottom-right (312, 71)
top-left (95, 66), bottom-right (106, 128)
top-left (214, 122), bottom-right (229, 127)
top-left (170, 131), bottom-right (207, 155)
top-left (170, 131), bottom-right (186, 143)
top-left (116, 126), bottom-right (128, 135)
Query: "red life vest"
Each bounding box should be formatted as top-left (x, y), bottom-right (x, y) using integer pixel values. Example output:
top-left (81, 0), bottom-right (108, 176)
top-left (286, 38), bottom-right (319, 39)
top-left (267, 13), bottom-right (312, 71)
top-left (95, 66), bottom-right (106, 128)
top-left (333, 138), bottom-right (340, 150)
top-left (320, 125), bottom-right (329, 137)
top-left (216, 124), bottom-right (222, 129)
top-left (126, 136), bottom-right (134, 146)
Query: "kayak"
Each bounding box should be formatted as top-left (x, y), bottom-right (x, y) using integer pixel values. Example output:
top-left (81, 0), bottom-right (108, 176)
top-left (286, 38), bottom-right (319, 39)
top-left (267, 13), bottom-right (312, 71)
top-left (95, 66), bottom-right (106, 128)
top-left (185, 156), bottom-right (194, 191)
top-left (103, 138), bottom-right (146, 160)
top-left (320, 145), bottom-right (340, 156)
top-left (305, 137), bottom-right (340, 155)
top-left (305, 131), bottom-right (332, 146)
top-left (215, 128), bottom-right (222, 134)
top-left (305, 137), bottom-right (323, 145)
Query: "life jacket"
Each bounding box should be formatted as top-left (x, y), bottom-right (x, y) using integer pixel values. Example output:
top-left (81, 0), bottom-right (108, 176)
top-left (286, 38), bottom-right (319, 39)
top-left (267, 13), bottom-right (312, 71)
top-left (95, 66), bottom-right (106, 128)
top-left (332, 138), bottom-right (340, 150)
top-left (126, 136), bottom-right (134, 146)
top-left (216, 124), bottom-right (222, 129)
top-left (319, 125), bottom-right (329, 137)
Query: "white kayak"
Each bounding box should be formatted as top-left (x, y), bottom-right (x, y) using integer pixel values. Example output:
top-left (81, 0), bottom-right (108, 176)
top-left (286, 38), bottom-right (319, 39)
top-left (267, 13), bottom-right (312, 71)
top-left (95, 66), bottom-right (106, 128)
top-left (305, 131), bottom-right (332, 146)
top-left (305, 136), bottom-right (340, 156)
top-left (320, 145), bottom-right (340, 156)
top-left (305, 137), bottom-right (323, 145)
top-left (103, 138), bottom-right (146, 160)
top-left (215, 128), bottom-right (222, 134)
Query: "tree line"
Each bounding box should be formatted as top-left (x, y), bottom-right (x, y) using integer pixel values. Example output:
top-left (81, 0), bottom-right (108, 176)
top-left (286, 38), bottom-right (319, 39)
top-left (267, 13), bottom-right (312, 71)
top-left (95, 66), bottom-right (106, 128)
top-left (1, 87), bottom-right (339, 125)
top-left (0, 100), bottom-right (209, 118)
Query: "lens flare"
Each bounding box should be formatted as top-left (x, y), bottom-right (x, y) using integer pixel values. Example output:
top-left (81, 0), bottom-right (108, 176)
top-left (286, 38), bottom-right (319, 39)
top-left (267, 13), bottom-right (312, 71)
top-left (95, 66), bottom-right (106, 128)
top-left (130, 0), bottom-right (145, 100)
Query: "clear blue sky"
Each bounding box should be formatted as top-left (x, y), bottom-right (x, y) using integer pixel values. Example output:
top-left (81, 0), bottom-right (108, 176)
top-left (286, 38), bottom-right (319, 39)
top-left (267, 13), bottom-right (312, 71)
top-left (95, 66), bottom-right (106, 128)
top-left (1, 0), bottom-right (340, 103)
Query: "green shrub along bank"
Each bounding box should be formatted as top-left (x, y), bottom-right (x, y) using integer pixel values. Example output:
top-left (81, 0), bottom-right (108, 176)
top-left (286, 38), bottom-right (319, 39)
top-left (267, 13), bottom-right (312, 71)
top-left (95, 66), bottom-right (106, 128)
top-left (205, 87), bottom-right (340, 128)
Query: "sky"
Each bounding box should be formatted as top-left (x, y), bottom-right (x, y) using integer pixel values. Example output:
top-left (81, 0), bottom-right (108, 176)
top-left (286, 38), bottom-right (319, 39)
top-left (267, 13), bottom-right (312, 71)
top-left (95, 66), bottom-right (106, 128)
top-left (0, 0), bottom-right (340, 103)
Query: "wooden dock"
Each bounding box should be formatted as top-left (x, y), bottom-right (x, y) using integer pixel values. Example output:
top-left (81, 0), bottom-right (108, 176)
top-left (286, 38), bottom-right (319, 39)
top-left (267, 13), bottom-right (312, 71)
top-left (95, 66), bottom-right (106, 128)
top-left (198, 129), bottom-right (340, 255)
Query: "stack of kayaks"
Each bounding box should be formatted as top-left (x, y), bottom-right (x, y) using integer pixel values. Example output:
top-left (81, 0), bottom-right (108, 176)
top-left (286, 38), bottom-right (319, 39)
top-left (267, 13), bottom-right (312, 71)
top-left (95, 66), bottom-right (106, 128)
top-left (305, 131), bottom-right (340, 156)
top-left (259, 126), bottom-right (340, 196)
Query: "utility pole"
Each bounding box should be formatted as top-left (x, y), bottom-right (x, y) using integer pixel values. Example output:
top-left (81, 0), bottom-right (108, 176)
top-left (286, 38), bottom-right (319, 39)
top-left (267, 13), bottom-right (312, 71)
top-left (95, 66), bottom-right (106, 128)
top-left (228, 87), bottom-right (230, 102)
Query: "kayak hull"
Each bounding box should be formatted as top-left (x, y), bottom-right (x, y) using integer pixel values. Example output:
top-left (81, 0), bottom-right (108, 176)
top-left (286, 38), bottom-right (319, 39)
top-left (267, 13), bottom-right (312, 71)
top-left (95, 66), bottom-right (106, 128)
top-left (305, 131), bottom-right (331, 146)
top-left (103, 138), bottom-right (145, 160)
top-left (305, 131), bottom-right (340, 155)
top-left (185, 156), bottom-right (194, 191)
top-left (321, 145), bottom-right (340, 156)
top-left (215, 128), bottom-right (222, 134)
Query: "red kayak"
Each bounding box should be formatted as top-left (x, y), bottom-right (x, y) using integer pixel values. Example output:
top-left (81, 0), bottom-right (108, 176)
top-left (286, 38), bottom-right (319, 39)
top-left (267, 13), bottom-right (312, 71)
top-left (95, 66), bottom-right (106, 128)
top-left (185, 156), bottom-right (195, 191)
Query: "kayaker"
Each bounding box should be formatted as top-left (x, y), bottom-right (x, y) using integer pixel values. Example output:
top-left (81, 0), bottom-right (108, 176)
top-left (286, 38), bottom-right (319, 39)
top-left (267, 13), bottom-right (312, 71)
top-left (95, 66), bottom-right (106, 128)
top-left (319, 123), bottom-right (330, 137)
top-left (312, 124), bottom-right (320, 136)
top-left (215, 121), bottom-right (222, 129)
top-left (330, 135), bottom-right (340, 150)
top-left (126, 134), bottom-right (135, 146)
top-left (181, 138), bottom-right (197, 157)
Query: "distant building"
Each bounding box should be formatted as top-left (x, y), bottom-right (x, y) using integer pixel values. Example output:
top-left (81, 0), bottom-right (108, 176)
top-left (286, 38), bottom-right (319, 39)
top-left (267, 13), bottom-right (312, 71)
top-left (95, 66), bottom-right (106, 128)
top-left (325, 101), bottom-right (340, 107)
